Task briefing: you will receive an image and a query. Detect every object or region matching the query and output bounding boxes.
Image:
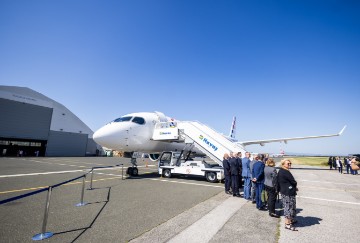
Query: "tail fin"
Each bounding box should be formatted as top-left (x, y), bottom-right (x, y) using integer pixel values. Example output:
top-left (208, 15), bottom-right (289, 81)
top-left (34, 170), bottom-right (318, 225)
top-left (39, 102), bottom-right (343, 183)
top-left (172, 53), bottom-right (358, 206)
top-left (229, 116), bottom-right (236, 139)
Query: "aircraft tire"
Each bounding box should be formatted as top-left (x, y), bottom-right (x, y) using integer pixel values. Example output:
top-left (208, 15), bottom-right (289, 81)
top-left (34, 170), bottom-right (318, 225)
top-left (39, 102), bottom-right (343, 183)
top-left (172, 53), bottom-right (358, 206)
top-left (206, 172), bottom-right (218, 183)
top-left (132, 167), bottom-right (138, 176)
top-left (163, 169), bottom-right (171, 178)
top-left (127, 167), bottom-right (133, 175)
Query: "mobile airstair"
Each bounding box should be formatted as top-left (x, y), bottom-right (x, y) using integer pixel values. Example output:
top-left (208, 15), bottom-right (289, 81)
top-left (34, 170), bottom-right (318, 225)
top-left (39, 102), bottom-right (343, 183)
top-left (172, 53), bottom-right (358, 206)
top-left (152, 121), bottom-right (246, 167)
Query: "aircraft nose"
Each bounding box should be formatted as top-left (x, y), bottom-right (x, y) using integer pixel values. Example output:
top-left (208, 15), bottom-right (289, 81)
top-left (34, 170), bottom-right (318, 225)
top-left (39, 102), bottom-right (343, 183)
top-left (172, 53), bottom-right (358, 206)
top-left (93, 124), bottom-right (123, 149)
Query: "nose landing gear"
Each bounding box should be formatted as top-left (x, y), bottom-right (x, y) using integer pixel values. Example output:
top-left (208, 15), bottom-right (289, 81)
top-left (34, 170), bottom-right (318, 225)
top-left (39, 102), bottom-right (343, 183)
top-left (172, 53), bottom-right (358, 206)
top-left (126, 157), bottom-right (139, 176)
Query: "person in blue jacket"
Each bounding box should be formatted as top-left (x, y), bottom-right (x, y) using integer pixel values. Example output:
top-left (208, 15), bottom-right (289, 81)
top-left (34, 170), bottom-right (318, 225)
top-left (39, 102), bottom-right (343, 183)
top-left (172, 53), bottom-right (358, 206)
top-left (242, 151), bottom-right (252, 200)
top-left (252, 154), bottom-right (266, 210)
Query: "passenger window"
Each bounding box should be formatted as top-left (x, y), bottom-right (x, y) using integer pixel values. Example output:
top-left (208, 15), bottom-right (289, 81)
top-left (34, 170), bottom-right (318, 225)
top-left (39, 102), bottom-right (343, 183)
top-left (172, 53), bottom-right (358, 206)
top-left (113, 117), bottom-right (132, 122)
top-left (132, 117), bottom-right (145, 125)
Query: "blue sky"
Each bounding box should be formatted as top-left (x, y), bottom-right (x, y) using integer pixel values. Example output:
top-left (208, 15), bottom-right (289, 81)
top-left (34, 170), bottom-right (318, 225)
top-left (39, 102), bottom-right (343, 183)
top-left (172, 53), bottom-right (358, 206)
top-left (1, 0), bottom-right (359, 155)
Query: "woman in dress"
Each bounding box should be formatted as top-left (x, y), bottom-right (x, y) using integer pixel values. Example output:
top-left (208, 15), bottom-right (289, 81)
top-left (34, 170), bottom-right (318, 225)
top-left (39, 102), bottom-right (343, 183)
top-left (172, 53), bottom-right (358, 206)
top-left (278, 159), bottom-right (298, 231)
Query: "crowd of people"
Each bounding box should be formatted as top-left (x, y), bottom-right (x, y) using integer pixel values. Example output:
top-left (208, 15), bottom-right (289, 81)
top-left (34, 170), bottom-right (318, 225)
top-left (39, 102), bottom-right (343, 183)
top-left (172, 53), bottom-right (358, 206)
top-left (223, 152), bottom-right (299, 231)
top-left (328, 156), bottom-right (359, 175)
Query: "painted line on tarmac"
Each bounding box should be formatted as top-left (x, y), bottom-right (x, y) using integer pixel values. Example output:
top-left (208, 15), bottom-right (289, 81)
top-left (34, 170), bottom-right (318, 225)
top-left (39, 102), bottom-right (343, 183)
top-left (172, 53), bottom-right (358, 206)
top-left (0, 177), bottom-right (122, 194)
top-left (0, 165), bottom-right (155, 178)
top-left (297, 195), bottom-right (360, 205)
top-left (0, 169), bottom-right (87, 178)
top-left (96, 172), bottom-right (224, 189)
top-left (300, 185), bottom-right (360, 193)
top-left (299, 179), bottom-right (358, 186)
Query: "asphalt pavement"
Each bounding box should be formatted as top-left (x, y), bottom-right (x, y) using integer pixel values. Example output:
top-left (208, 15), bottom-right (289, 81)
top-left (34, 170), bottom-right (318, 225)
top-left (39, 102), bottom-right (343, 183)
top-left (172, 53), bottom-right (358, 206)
top-left (0, 157), bottom-right (359, 243)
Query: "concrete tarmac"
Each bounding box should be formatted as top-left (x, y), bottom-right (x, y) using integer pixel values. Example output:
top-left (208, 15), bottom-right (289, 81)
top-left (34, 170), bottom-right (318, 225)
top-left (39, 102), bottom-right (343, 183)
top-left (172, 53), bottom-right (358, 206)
top-left (1, 157), bottom-right (359, 243)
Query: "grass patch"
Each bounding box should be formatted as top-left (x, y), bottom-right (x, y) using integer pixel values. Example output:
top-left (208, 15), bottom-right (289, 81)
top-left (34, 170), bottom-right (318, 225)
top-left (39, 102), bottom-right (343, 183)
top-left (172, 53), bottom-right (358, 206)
top-left (285, 157), bottom-right (329, 167)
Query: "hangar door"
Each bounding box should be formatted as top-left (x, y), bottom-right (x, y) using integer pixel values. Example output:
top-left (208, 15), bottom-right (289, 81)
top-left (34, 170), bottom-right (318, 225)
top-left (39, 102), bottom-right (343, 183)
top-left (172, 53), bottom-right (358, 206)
top-left (0, 98), bottom-right (52, 139)
top-left (46, 131), bottom-right (88, 156)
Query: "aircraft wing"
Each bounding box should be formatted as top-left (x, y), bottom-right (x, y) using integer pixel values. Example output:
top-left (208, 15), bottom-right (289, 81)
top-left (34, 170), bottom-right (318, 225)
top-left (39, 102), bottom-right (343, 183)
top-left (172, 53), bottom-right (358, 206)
top-left (237, 126), bottom-right (346, 147)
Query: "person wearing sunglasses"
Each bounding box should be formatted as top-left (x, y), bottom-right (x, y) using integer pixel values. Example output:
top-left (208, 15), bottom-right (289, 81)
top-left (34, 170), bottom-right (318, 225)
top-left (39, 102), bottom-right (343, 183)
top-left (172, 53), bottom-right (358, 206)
top-left (278, 159), bottom-right (298, 231)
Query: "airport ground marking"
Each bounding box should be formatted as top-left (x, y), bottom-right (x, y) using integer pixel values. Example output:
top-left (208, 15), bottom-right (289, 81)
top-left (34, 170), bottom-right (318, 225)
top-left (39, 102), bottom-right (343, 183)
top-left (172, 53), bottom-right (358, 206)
top-left (299, 179), bottom-right (359, 186)
top-left (300, 185), bottom-right (360, 193)
top-left (297, 195), bottom-right (360, 205)
top-left (0, 169), bottom-right (87, 178)
top-left (0, 177), bottom-right (122, 195)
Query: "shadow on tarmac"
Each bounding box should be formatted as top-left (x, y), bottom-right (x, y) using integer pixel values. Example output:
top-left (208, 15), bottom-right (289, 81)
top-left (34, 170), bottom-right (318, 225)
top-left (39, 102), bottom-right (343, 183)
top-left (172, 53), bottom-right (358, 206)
top-left (53, 187), bottom-right (112, 243)
top-left (127, 172), bottom-right (225, 184)
top-left (295, 215), bottom-right (322, 228)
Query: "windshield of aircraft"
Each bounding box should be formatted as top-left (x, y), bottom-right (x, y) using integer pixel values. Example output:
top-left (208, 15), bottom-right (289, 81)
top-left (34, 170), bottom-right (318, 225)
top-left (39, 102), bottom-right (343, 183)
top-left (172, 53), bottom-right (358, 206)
top-left (112, 116), bottom-right (145, 125)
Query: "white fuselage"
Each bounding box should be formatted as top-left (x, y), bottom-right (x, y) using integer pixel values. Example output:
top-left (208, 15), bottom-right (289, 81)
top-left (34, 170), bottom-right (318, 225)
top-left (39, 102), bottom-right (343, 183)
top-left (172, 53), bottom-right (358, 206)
top-left (93, 112), bottom-right (197, 153)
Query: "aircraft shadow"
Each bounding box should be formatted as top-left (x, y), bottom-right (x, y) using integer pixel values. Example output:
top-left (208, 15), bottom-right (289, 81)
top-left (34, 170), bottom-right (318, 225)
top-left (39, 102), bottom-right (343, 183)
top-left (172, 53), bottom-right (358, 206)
top-left (52, 186), bottom-right (112, 242)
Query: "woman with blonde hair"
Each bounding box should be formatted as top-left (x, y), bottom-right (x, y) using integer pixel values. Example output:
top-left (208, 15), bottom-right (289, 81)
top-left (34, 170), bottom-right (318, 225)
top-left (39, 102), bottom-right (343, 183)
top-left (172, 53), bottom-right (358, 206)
top-left (278, 159), bottom-right (298, 231)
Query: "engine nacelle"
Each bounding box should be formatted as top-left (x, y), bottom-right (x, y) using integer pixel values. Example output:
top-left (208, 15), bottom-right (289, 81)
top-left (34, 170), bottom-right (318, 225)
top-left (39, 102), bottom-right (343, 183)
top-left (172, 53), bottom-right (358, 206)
top-left (149, 153), bottom-right (160, 161)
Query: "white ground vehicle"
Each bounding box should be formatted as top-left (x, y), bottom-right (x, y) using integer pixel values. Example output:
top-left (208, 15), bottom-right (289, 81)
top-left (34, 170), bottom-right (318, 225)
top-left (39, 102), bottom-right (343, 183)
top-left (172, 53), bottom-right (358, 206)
top-left (158, 151), bottom-right (224, 183)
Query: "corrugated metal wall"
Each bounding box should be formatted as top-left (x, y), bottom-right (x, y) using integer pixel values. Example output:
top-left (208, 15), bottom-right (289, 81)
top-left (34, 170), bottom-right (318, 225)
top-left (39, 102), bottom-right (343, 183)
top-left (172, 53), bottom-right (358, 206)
top-left (46, 131), bottom-right (88, 156)
top-left (0, 98), bottom-right (52, 140)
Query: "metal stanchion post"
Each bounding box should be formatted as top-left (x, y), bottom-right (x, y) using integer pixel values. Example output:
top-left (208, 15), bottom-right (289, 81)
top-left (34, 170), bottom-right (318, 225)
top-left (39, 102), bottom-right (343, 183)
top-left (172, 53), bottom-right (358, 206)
top-left (32, 187), bottom-right (54, 241)
top-left (76, 176), bottom-right (87, 207)
top-left (121, 165), bottom-right (124, 180)
top-left (89, 168), bottom-right (94, 190)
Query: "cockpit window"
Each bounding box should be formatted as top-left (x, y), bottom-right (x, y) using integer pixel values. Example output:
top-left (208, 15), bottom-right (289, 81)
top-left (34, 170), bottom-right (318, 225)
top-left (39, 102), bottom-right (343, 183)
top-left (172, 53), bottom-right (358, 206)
top-left (113, 116), bottom-right (132, 122)
top-left (132, 117), bottom-right (145, 125)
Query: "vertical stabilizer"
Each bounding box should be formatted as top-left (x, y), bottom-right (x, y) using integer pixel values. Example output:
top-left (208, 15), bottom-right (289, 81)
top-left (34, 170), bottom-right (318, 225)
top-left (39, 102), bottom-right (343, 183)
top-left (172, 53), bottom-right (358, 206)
top-left (229, 116), bottom-right (236, 139)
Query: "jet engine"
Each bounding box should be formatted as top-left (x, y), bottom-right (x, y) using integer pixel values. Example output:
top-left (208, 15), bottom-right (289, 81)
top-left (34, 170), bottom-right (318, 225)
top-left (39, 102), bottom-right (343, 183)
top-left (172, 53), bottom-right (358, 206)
top-left (149, 153), bottom-right (160, 161)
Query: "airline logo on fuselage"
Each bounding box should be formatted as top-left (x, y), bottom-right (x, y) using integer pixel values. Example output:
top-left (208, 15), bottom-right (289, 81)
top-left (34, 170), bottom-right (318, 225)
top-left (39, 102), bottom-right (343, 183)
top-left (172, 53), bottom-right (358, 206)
top-left (199, 135), bottom-right (218, 151)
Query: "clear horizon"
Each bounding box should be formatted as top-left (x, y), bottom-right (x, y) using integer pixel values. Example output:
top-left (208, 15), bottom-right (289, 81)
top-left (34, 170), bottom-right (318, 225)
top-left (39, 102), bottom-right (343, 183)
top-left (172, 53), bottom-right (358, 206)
top-left (1, 1), bottom-right (359, 155)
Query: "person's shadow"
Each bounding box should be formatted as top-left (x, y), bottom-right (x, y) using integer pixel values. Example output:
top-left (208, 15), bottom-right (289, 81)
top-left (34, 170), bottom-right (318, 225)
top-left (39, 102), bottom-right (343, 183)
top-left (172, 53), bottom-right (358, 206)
top-left (276, 207), bottom-right (322, 227)
top-left (294, 215), bottom-right (322, 227)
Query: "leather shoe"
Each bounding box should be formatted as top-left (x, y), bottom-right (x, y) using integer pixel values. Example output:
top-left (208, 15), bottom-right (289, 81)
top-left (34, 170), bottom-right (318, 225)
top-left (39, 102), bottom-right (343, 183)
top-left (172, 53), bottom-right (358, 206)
top-left (269, 213), bottom-right (280, 218)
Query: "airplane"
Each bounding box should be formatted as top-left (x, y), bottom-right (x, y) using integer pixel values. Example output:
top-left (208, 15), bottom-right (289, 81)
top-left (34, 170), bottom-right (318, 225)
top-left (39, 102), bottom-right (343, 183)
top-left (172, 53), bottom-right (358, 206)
top-left (93, 111), bottom-right (346, 175)
top-left (271, 149), bottom-right (285, 157)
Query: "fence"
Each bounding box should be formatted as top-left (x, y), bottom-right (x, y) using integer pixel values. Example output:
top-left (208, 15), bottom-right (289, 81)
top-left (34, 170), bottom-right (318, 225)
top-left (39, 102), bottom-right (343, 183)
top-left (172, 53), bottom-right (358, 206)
top-left (0, 163), bottom-right (124, 241)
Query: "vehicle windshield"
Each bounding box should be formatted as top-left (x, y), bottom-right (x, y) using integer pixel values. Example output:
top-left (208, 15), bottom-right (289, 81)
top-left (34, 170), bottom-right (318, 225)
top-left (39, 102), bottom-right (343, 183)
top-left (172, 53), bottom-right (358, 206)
top-left (113, 116), bottom-right (132, 122)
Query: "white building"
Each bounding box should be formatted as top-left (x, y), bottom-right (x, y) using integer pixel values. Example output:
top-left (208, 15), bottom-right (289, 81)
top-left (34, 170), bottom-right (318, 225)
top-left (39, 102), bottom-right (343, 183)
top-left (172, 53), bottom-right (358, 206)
top-left (0, 85), bottom-right (98, 156)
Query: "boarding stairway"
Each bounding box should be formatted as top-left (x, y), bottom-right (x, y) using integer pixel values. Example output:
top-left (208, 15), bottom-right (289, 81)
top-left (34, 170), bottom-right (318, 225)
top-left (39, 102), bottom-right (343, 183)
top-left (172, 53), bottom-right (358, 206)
top-left (152, 121), bottom-right (246, 167)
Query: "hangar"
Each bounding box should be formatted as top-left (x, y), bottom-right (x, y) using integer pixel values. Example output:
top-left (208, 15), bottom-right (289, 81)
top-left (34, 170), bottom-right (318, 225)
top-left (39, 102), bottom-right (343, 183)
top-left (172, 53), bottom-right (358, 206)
top-left (0, 85), bottom-right (98, 157)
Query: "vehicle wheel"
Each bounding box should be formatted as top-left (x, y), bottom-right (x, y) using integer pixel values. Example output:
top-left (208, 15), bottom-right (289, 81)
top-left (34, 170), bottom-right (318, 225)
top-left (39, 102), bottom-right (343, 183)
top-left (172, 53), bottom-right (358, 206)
top-left (206, 172), bottom-right (218, 183)
top-left (132, 167), bottom-right (138, 176)
top-left (163, 169), bottom-right (171, 178)
top-left (127, 167), bottom-right (133, 175)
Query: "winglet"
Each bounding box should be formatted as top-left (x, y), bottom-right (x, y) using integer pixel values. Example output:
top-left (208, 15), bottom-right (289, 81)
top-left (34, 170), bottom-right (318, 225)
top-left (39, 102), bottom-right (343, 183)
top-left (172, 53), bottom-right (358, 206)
top-left (338, 125), bottom-right (346, 135)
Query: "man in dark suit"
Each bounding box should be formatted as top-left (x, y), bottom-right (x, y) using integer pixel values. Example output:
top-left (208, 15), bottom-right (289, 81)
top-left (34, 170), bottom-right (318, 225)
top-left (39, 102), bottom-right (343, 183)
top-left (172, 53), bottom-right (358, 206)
top-left (252, 154), bottom-right (266, 209)
top-left (229, 152), bottom-right (241, 197)
top-left (223, 153), bottom-right (232, 194)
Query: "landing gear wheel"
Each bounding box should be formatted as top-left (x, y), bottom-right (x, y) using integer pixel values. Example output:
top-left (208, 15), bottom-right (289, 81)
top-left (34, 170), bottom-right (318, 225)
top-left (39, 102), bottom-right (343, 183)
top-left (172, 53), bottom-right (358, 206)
top-left (132, 167), bottom-right (138, 176)
top-left (163, 169), bottom-right (171, 178)
top-left (206, 172), bottom-right (218, 183)
top-left (126, 167), bottom-right (133, 175)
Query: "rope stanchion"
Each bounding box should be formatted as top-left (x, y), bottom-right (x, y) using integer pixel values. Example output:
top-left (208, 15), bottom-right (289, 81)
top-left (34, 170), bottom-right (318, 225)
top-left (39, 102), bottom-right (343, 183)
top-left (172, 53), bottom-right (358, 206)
top-left (89, 168), bottom-right (94, 190)
top-left (0, 162), bottom-right (124, 241)
top-left (121, 164), bottom-right (124, 180)
top-left (32, 186), bottom-right (54, 241)
top-left (76, 176), bottom-right (87, 207)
